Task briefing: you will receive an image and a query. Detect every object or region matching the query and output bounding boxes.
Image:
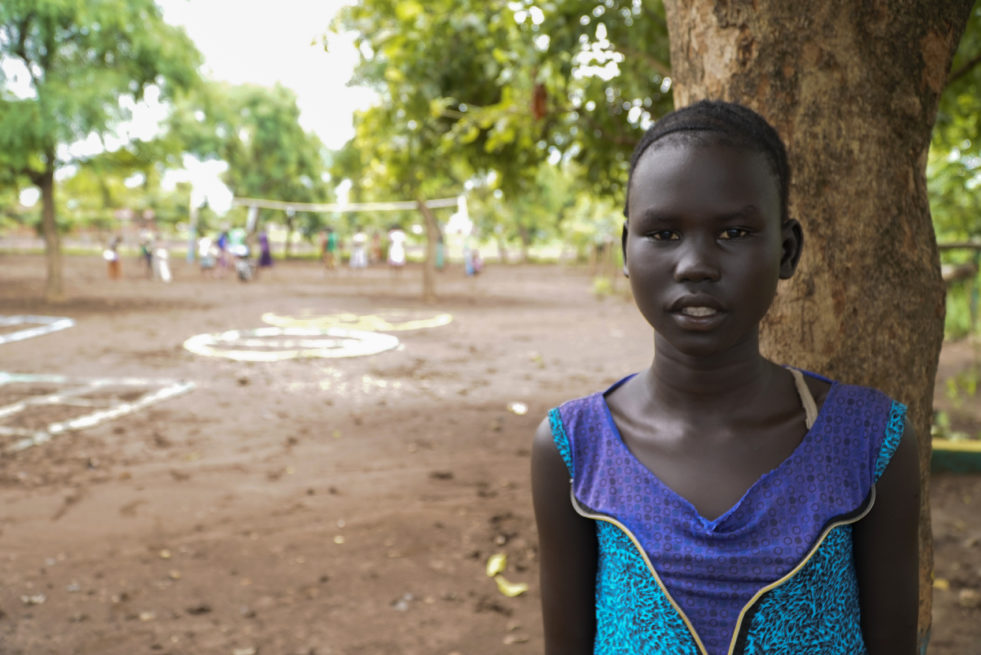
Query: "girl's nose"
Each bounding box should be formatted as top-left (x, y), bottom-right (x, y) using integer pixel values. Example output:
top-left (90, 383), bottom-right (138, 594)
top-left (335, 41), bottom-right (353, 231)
top-left (673, 239), bottom-right (720, 282)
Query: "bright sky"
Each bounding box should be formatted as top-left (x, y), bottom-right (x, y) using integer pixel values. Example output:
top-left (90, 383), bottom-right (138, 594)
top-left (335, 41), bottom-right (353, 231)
top-left (157, 0), bottom-right (373, 150)
top-left (18, 0), bottom-right (371, 211)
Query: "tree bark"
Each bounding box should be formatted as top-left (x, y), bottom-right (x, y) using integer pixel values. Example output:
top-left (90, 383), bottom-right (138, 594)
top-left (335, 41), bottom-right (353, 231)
top-left (417, 199), bottom-right (438, 303)
top-left (39, 165), bottom-right (64, 302)
top-left (284, 215), bottom-right (294, 259)
top-left (517, 224), bottom-right (532, 263)
top-left (662, 1), bottom-right (973, 646)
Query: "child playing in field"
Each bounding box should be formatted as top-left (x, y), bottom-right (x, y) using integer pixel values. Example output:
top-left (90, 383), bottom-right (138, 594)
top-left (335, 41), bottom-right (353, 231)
top-left (532, 100), bottom-right (920, 655)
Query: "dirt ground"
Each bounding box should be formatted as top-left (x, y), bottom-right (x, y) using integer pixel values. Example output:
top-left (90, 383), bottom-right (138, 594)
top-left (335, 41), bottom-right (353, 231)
top-left (0, 251), bottom-right (978, 655)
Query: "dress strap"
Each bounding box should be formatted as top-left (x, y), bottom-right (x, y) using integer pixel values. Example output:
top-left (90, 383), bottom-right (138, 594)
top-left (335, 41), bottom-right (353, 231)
top-left (788, 367), bottom-right (818, 430)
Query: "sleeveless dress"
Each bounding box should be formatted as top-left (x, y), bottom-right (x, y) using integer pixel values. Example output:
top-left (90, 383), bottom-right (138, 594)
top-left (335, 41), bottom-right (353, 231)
top-left (547, 369), bottom-right (906, 655)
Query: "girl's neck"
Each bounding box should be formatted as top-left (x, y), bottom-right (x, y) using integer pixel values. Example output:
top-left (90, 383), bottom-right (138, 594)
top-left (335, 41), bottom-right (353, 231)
top-left (646, 333), bottom-right (777, 413)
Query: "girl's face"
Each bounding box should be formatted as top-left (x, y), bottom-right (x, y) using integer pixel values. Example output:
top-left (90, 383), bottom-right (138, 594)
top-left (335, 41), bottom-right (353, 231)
top-left (624, 140), bottom-right (798, 358)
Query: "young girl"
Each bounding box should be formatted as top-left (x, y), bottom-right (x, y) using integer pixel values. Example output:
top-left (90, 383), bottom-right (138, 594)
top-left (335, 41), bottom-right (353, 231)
top-left (532, 100), bottom-right (920, 655)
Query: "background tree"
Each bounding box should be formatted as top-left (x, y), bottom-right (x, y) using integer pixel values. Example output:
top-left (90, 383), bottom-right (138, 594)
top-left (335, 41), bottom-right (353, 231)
top-left (661, 1), bottom-right (973, 643)
top-left (0, 0), bottom-right (200, 300)
top-left (335, 1), bottom-right (523, 300)
top-left (170, 82), bottom-right (330, 256)
top-left (333, 0), bottom-right (673, 296)
top-left (335, 0), bottom-right (981, 644)
top-left (929, 4), bottom-right (981, 338)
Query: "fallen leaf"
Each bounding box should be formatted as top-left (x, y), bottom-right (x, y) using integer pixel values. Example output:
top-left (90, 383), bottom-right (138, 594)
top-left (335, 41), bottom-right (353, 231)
top-left (506, 402), bottom-right (528, 416)
top-left (494, 574), bottom-right (528, 598)
top-left (486, 553), bottom-right (507, 577)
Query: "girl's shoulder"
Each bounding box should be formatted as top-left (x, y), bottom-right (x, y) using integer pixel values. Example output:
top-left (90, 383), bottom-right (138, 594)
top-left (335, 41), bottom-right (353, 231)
top-left (547, 374), bottom-right (635, 435)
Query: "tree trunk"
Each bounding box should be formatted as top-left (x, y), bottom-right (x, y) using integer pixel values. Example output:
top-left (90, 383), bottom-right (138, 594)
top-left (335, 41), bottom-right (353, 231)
top-left (517, 225), bottom-right (532, 263)
top-left (39, 166), bottom-right (64, 302)
top-left (417, 199), bottom-right (438, 303)
top-left (662, 1), bottom-right (973, 646)
top-left (284, 215), bottom-right (294, 258)
top-left (496, 236), bottom-right (509, 264)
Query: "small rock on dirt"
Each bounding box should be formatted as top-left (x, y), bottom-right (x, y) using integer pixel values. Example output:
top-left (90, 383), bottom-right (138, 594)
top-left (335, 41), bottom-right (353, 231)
top-left (958, 588), bottom-right (981, 609)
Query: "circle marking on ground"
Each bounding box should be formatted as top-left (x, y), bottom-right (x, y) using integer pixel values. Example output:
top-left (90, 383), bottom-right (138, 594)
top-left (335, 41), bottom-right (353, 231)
top-left (261, 310), bottom-right (452, 332)
top-left (182, 326), bottom-right (400, 362)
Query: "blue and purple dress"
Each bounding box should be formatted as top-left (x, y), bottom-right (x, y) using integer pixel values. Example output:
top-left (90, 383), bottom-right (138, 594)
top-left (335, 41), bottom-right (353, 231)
top-left (547, 369), bottom-right (906, 655)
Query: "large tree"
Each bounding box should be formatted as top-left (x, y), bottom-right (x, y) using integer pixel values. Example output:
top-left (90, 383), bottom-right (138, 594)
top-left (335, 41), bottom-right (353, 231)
top-left (336, 5), bottom-right (975, 638)
top-left (662, 1), bottom-right (973, 644)
top-left (0, 0), bottom-right (200, 300)
top-left (336, 0), bottom-right (524, 300)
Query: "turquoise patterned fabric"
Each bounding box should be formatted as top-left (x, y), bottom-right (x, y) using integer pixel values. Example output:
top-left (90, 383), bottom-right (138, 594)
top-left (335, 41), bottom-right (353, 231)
top-left (593, 521), bottom-right (701, 654)
top-left (547, 378), bottom-right (907, 655)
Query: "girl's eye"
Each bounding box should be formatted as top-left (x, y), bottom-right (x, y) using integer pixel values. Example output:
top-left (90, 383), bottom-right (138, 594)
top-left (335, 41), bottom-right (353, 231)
top-left (719, 227), bottom-right (750, 240)
top-left (649, 230), bottom-right (679, 241)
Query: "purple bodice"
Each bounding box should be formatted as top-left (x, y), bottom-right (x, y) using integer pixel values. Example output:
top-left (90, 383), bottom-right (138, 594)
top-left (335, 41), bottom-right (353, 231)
top-left (554, 374), bottom-right (900, 654)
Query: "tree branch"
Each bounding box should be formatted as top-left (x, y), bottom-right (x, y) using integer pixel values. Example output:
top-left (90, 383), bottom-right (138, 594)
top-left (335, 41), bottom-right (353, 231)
top-left (640, 4), bottom-right (668, 29)
top-left (13, 11), bottom-right (42, 91)
top-left (581, 112), bottom-right (637, 147)
top-left (615, 44), bottom-right (671, 77)
top-left (948, 52), bottom-right (981, 85)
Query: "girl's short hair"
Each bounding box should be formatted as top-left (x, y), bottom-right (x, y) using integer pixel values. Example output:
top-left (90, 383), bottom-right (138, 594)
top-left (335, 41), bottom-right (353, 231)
top-left (624, 100), bottom-right (790, 221)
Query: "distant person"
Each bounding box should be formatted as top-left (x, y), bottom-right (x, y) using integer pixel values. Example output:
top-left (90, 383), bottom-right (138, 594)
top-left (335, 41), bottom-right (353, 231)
top-left (152, 243), bottom-right (172, 283)
top-left (216, 229), bottom-right (230, 274)
top-left (258, 229), bottom-right (273, 267)
top-left (463, 237), bottom-right (482, 276)
top-left (371, 230), bottom-right (383, 265)
top-left (387, 226), bottom-right (406, 271)
top-left (104, 235), bottom-right (122, 279)
top-left (350, 227), bottom-right (367, 269)
top-left (139, 230), bottom-right (154, 278)
top-left (197, 235), bottom-right (217, 276)
top-left (435, 231), bottom-right (446, 271)
top-left (532, 100), bottom-right (919, 654)
top-left (323, 227), bottom-right (338, 270)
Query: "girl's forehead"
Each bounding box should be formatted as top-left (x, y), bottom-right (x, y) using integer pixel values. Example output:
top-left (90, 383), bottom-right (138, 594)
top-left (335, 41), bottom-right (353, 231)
top-left (629, 141), bottom-right (780, 213)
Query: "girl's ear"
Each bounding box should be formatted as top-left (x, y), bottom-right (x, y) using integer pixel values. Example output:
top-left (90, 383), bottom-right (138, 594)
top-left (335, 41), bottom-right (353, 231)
top-left (621, 221), bottom-right (629, 277)
top-left (779, 219), bottom-right (804, 279)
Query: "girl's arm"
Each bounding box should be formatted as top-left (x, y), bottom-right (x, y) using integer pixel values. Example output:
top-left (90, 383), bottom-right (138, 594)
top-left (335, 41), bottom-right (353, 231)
top-left (531, 417), bottom-right (598, 655)
top-left (852, 420), bottom-right (920, 654)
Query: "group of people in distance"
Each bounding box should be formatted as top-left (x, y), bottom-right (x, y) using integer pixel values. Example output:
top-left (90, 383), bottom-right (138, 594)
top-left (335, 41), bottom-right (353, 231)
top-left (197, 227), bottom-right (274, 281)
top-left (103, 229), bottom-right (172, 282)
top-left (320, 225), bottom-right (449, 273)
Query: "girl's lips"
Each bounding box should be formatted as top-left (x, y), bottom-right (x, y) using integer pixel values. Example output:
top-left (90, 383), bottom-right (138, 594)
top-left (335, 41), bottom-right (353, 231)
top-left (671, 306), bottom-right (726, 331)
top-left (680, 306), bottom-right (718, 317)
top-left (669, 295), bottom-right (724, 313)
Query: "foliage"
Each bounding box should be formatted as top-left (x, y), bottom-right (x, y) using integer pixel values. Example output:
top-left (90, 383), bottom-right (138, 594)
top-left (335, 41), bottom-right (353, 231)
top-left (930, 3), bottom-right (981, 241)
top-left (332, 0), bottom-right (672, 225)
top-left (0, 0), bottom-right (200, 185)
top-left (57, 160), bottom-right (190, 232)
top-left (930, 3), bottom-right (981, 337)
top-left (0, 0), bottom-right (201, 297)
top-left (170, 81), bottom-right (330, 237)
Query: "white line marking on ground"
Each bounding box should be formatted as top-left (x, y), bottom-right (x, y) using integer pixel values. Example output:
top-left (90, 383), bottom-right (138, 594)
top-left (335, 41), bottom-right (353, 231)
top-left (0, 372), bottom-right (195, 453)
top-left (0, 315), bottom-right (75, 345)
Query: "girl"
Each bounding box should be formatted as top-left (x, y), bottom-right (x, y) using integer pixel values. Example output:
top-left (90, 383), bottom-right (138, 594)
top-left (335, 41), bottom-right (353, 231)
top-left (531, 100), bottom-right (920, 655)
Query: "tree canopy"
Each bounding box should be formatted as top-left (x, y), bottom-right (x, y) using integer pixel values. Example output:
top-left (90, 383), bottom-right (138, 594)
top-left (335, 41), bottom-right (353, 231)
top-left (334, 1), bottom-right (980, 257)
top-left (333, 0), bottom-right (673, 204)
top-left (0, 0), bottom-right (201, 299)
top-left (929, 2), bottom-right (981, 242)
top-left (170, 81), bottom-right (330, 251)
top-left (172, 82), bottom-right (328, 207)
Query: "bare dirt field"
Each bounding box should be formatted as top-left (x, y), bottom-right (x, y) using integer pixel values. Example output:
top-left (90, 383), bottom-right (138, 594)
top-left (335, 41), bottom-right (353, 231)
top-left (0, 251), bottom-right (978, 654)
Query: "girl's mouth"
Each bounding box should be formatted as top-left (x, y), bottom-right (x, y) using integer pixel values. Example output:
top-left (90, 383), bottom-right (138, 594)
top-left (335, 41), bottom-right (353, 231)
top-left (680, 306), bottom-right (718, 317)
